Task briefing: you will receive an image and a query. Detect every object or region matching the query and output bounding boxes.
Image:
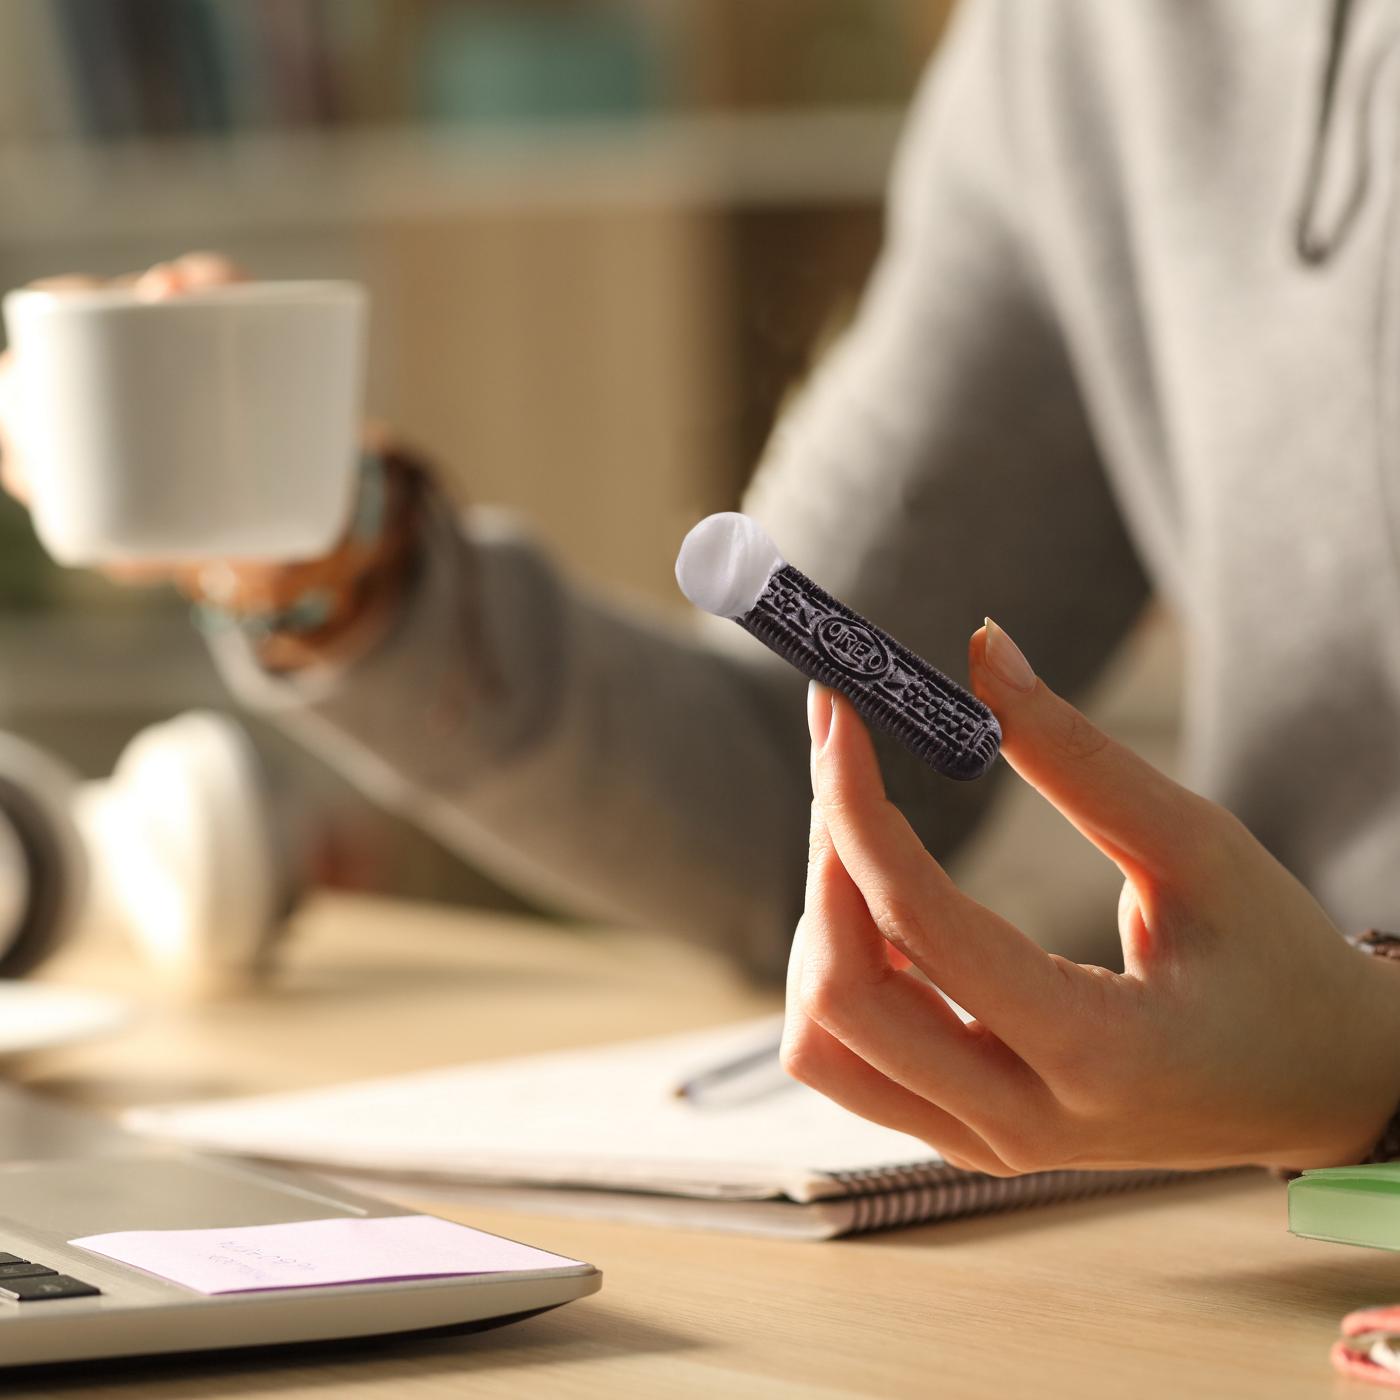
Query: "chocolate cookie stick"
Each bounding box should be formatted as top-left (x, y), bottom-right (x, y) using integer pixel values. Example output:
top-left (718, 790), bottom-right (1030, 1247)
top-left (675, 513), bottom-right (1000, 781)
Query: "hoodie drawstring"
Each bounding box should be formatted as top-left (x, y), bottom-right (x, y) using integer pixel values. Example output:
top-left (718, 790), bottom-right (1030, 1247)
top-left (1296, 0), bottom-right (1365, 264)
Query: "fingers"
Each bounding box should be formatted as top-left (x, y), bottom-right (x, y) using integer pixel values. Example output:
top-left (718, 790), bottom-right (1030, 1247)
top-left (134, 251), bottom-right (248, 300)
top-left (786, 817), bottom-right (1015, 1173)
top-left (809, 685), bottom-right (1071, 1044)
top-left (781, 1003), bottom-right (1011, 1174)
top-left (28, 253), bottom-right (245, 303)
top-left (3, 253), bottom-right (249, 530)
top-left (0, 351), bottom-right (23, 501)
top-left (795, 780), bottom-right (1057, 1162)
top-left (969, 619), bottom-right (1210, 885)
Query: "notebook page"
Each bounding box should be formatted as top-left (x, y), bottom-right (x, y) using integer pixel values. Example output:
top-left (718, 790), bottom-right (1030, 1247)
top-left (126, 1017), bottom-right (943, 1203)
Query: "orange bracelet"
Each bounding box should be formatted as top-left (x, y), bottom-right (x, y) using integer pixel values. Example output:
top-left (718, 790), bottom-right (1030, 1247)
top-left (190, 449), bottom-right (427, 672)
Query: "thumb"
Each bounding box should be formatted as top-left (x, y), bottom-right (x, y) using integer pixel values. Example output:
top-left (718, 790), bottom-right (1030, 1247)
top-left (969, 618), bottom-right (1205, 885)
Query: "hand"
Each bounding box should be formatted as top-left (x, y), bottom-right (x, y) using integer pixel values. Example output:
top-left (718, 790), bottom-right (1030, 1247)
top-left (1, 253), bottom-right (420, 669)
top-left (1, 254), bottom-right (248, 585)
top-left (782, 619), bottom-right (1400, 1174)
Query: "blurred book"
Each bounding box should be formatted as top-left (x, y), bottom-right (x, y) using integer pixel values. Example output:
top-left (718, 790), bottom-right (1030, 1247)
top-left (0, 0), bottom-right (81, 141)
top-left (53, 0), bottom-right (142, 139)
top-left (159, 0), bottom-right (233, 134)
top-left (253, 0), bottom-right (334, 127)
top-left (415, 3), bottom-right (659, 127)
top-left (117, 0), bottom-right (226, 136)
top-left (4, 1), bottom-right (944, 145)
top-left (198, 0), bottom-right (276, 130)
top-left (1290, 1165), bottom-right (1400, 1251)
top-left (318, 0), bottom-right (407, 127)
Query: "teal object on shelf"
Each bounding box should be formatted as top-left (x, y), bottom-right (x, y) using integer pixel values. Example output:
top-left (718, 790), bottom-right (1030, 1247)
top-left (417, 6), bottom-right (658, 127)
top-left (1289, 1163), bottom-right (1400, 1250)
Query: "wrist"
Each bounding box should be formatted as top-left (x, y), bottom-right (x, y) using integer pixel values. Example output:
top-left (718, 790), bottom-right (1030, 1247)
top-left (1294, 936), bottom-right (1400, 1170)
top-left (252, 532), bottom-right (415, 672)
top-left (1345, 934), bottom-right (1400, 1163)
top-left (191, 447), bottom-right (427, 673)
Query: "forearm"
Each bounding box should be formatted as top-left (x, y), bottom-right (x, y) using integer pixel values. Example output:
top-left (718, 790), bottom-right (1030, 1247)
top-left (209, 490), bottom-right (822, 978)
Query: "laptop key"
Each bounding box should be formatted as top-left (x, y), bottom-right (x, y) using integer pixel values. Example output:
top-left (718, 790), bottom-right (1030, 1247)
top-left (0, 1274), bottom-right (101, 1302)
top-left (0, 1253), bottom-right (29, 1266)
top-left (0, 1263), bottom-right (55, 1280)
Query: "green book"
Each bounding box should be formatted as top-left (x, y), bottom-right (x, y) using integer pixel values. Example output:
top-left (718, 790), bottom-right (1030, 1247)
top-left (1289, 1164), bottom-right (1400, 1249)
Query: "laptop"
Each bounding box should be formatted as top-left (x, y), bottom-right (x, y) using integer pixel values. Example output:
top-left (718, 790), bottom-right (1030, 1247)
top-left (0, 1084), bottom-right (600, 1369)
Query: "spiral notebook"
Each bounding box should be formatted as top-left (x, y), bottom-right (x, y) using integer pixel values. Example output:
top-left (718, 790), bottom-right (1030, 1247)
top-left (124, 1017), bottom-right (1177, 1240)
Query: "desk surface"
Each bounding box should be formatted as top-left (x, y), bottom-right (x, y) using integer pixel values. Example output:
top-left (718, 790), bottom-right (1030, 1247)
top-left (11, 895), bottom-right (1394, 1399)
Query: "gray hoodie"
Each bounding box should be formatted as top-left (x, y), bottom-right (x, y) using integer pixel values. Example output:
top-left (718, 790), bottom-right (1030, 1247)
top-left (215, 0), bottom-right (1400, 979)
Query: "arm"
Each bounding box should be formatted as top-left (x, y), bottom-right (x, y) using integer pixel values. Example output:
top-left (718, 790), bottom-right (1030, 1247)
top-left (214, 0), bottom-right (1147, 975)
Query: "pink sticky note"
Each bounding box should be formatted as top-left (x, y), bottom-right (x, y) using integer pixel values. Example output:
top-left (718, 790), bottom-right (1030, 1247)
top-left (70, 1215), bottom-right (585, 1295)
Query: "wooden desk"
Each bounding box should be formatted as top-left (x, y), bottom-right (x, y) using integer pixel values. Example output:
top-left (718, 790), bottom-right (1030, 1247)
top-left (10, 895), bottom-right (1397, 1398)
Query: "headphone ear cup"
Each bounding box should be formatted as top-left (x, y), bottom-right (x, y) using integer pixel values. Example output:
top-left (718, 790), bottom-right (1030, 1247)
top-left (81, 711), bottom-right (293, 993)
top-left (0, 737), bottom-right (87, 980)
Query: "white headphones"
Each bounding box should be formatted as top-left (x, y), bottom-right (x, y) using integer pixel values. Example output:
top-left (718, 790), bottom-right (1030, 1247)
top-left (0, 712), bottom-right (301, 992)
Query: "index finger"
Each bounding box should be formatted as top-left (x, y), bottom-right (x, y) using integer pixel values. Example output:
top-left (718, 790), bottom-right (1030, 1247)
top-left (811, 686), bottom-right (1079, 1053)
top-left (970, 621), bottom-right (1207, 883)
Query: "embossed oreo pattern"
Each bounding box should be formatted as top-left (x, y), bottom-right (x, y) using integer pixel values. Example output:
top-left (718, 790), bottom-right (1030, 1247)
top-left (813, 616), bottom-right (890, 677)
top-left (739, 566), bottom-right (1000, 781)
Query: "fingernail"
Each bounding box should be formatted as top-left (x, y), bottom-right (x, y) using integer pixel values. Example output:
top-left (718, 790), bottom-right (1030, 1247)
top-left (982, 617), bottom-right (1036, 693)
top-left (807, 680), bottom-right (834, 751)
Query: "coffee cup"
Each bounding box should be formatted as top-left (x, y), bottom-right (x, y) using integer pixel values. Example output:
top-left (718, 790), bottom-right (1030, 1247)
top-left (1, 280), bottom-right (367, 564)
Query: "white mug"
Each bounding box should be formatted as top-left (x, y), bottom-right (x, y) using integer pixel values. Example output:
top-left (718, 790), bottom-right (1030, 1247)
top-left (1, 280), bottom-right (367, 564)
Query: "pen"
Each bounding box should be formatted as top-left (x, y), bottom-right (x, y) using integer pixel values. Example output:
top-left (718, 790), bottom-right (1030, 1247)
top-left (672, 1035), bottom-right (791, 1108)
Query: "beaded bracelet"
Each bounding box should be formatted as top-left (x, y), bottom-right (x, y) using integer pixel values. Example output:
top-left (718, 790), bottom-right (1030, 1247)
top-left (190, 450), bottom-right (394, 642)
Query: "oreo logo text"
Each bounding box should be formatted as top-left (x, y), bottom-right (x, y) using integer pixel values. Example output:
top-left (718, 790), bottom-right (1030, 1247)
top-left (814, 616), bottom-right (890, 677)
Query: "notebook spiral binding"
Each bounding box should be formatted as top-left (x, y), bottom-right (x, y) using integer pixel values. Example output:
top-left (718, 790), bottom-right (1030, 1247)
top-left (826, 1163), bottom-right (1183, 1235)
top-left (738, 566), bottom-right (1000, 782)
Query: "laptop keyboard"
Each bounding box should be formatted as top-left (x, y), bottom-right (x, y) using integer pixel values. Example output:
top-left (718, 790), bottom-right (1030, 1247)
top-left (0, 1252), bottom-right (101, 1303)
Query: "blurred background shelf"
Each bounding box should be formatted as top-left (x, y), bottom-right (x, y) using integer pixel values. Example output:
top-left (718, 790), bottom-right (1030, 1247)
top-left (0, 1), bottom-right (947, 915)
top-left (0, 106), bottom-right (905, 606)
top-left (0, 0), bottom-right (949, 604)
top-left (0, 0), bottom-right (1180, 946)
top-left (0, 108), bottom-right (907, 244)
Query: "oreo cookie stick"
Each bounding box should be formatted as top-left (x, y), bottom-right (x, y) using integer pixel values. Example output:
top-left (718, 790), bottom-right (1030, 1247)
top-left (675, 513), bottom-right (1000, 781)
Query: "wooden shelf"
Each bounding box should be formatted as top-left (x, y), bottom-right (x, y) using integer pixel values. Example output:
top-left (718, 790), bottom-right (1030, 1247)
top-left (0, 108), bottom-right (904, 245)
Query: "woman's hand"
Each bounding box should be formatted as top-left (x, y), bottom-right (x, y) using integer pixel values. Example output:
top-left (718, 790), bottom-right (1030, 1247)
top-left (1, 253), bottom-right (421, 670)
top-left (1, 254), bottom-right (247, 544)
top-left (782, 619), bottom-right (1400, 1174)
